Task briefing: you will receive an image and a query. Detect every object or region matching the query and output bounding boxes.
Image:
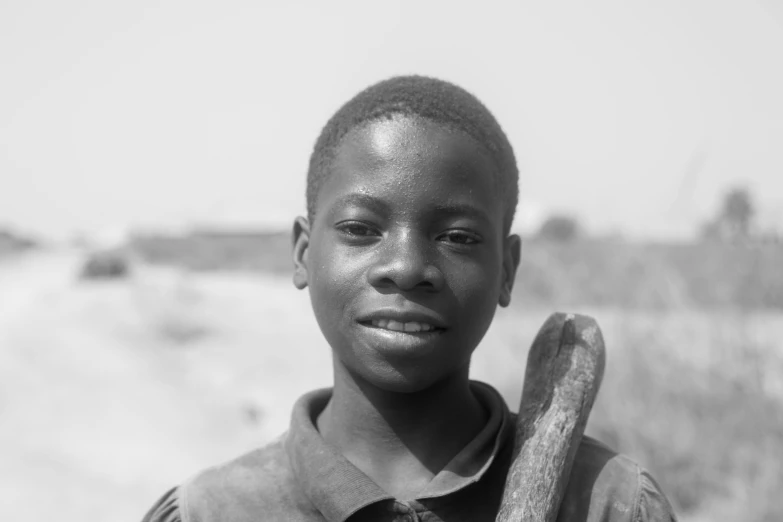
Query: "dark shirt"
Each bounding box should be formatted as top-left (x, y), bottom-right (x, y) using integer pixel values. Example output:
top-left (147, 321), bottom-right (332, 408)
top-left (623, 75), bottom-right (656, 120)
top-left (142, 381), bottom-right (676, 522)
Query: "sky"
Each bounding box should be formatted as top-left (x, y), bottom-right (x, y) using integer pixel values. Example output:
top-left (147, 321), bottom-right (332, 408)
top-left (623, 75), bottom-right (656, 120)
top-left (1, 0), bottom-right (782, 241)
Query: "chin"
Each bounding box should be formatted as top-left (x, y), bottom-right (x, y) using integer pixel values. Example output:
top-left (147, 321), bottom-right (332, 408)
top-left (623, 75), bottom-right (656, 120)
top-left (351, 357), bottom-right (458, 395)
top-left (370, 376), bottom-right (437, 394)
top-left (333, 356), bottom-right (430, 394)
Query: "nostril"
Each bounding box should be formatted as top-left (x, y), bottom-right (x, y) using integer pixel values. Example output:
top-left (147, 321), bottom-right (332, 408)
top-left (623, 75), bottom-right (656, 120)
top-left (375, 276), bottom-right (398, 288)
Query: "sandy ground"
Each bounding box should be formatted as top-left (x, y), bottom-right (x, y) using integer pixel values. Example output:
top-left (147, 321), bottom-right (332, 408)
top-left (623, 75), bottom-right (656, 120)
top-left (1, 250), bottom-right (781, 521)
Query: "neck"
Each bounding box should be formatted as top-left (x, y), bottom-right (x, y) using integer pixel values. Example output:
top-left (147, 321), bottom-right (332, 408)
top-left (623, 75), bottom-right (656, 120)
top-left (317, 358), bottom-right (487, 499)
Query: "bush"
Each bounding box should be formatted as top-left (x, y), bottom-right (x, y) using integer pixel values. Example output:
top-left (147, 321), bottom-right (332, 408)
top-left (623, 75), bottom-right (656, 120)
top-left (0, 228), bottom-right (37, 256)
top-left (536, 215), bottom-right (581, 242)
top-left (515, 240), bottom-right (783, 310)
top-left (79, 250), bottom-right (131, 280)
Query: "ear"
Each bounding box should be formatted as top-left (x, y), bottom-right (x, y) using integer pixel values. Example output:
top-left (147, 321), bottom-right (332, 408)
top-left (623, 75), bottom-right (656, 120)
top-left (498, 233), bottom-right (521, 307)
top-left (292, 216), bottom-right (311, 290)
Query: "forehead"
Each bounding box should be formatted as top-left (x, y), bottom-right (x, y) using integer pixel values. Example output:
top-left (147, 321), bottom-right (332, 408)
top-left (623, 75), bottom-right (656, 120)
top-left (342, 115), bottom-right (493, 175)
top-left (318, 116), bottom-right (501, 223)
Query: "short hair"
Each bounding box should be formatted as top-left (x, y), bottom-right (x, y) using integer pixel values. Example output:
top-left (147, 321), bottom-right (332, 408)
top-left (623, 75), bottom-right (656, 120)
top-left (306, 75), bottom-right (519, 233)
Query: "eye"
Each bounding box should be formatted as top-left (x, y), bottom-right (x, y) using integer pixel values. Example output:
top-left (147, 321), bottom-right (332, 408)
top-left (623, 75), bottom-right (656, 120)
top-left (336, 221), bottom-right (380, 239)
top-left (438, 230), bottom-right (481, 245)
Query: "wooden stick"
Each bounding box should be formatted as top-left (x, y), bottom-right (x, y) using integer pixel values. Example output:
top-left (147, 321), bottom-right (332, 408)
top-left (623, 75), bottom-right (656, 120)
top-left (496, 312), bottom-right (606, 522)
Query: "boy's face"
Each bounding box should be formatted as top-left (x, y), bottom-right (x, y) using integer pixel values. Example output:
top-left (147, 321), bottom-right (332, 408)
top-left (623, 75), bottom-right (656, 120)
top-left (293, 115), bottom-right (520, 393)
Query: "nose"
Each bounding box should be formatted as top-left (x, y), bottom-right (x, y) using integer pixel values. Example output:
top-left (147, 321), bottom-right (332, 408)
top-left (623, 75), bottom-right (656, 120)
top-left (366, 229), bottom-right (445, 292)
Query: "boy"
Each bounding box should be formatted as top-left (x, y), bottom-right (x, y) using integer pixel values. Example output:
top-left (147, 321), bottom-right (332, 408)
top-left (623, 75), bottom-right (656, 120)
top-left (143, 76), bottom-right (676, 521)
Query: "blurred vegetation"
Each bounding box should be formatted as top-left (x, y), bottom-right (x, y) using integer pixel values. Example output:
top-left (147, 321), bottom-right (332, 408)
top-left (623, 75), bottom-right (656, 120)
top-left (535, 214), bottom-right (582, 243)
top-left (0, 227), bottom-right (37, 257)
top-left (518, 238), bottom-right (783, 309)
top-left (701, 186), bottom-right (756, 241)
top-left (130, 229), bottom-right (292, 273)
top-left (583, 311), bottom-right (783, 520)
top-left (79, 249), bottom-right (132, 280)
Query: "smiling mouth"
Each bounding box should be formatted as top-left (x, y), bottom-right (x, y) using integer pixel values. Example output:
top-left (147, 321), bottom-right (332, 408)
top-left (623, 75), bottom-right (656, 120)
top-left (362, 319), bottom-right (444, 334)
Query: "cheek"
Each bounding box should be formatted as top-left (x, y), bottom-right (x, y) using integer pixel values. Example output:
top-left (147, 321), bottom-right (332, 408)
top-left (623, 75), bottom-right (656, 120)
top-left (308, 239), bottom-right (364, 317)
top-left (446, 254), bottom-right (504, 344)
top-left (448, 252), bottom-right (503, 304)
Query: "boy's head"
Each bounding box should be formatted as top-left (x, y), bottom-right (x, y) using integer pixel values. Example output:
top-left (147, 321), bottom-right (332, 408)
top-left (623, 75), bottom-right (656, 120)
top-left (293, 76), bottom-right (521, 393)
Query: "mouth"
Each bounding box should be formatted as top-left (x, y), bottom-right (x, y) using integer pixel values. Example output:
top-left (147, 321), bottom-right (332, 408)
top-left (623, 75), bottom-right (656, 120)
top-left (362, 318), bottom-right (444, 334)
top-left (356, 310), bottom-right (447, 355)
top-left (357, 308), bottom-right (448, 337)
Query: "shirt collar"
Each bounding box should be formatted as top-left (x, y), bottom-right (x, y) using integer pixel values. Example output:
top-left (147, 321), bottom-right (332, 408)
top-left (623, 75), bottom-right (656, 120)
top-left (285, 381), bottom-right (511, 522)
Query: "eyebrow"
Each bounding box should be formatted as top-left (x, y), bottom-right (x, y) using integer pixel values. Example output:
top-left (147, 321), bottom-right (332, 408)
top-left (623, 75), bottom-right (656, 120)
top-left (331, 193), bottom-right (391, 214)
top-left (431, 203), bottom-right (492, 224)
top-left (330, 194), bottom-right (492, 224)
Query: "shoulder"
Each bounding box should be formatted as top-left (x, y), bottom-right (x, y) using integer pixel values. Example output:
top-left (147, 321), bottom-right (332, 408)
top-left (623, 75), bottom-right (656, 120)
top-left (142, 433), bottom-right (317, 522)
top-left (183, 432), bottom-right (317, 521)
top-left (558, 436), bottom-right (677, 522)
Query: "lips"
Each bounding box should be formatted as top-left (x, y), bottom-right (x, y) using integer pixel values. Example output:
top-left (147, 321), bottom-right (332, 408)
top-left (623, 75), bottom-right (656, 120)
top-left (370, 319), bottom-right (437, 333)
top-left (358, 309), bottom-right (447, 335)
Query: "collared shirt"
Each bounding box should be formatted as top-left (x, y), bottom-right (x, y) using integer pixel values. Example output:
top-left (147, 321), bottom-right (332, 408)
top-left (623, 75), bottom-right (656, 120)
top-left (142, 381), bottom-right (677, 522)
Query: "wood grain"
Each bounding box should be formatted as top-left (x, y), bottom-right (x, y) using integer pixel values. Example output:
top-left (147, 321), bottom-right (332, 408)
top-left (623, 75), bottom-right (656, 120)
top-left (496, 312), bottom-right (606, 522)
